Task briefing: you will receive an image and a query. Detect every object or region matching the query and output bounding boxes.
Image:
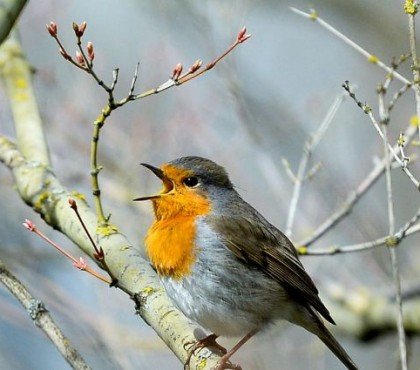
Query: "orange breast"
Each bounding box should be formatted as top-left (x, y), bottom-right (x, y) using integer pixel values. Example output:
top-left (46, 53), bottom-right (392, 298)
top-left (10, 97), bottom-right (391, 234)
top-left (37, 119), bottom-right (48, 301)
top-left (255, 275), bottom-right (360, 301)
top-left (144, 164), bottom-right (211, 279)
top-left (145, 216), bottom-right (197, 279)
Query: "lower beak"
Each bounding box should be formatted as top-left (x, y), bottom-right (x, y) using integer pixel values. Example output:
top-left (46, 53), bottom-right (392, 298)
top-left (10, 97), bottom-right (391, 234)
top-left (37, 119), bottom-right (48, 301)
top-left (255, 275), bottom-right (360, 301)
top-left (133, 163), bottom-right (173, 202)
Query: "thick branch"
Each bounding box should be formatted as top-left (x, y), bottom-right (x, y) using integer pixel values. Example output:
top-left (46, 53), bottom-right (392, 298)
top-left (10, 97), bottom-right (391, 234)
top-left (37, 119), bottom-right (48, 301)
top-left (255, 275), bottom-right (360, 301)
top-left (0, 257), bottom-right (91, 369)
top-left (0, 0), bottom-right (27, 45)
top-left (0, 137), bottom-right (221, 369)
top-left (0, 32), bottom-right (50, 165)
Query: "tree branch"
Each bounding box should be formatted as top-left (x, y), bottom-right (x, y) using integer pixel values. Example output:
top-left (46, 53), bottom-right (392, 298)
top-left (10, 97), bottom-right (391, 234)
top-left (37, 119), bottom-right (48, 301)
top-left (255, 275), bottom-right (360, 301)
top-left (298, 208), bottom-right (419, 255)
top-left (0, 257), bottom-right (91, 369)
top-left (285, 91), bottom-right (346, 238)
top-left (0, 0), bottom-right (27, 45)
top-left (0, 33), bottom-right (223, 368)
top-left (297, 122), bottom-right (418, 248)
top-left (0, 32), bottom-right (50, 165)
top-left (325, 284), bottom-right (420, 341)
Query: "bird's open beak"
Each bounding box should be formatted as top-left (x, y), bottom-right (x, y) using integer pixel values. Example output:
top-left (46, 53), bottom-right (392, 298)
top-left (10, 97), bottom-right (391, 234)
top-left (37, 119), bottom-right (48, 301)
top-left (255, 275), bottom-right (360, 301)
top-left (133, 163), bottom-right (173, 201)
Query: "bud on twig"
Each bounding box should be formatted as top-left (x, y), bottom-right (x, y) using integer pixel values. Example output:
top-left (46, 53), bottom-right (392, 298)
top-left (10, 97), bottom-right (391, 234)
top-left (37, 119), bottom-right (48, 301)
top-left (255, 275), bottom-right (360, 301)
top-left (73, 21), bottom-right (87, 38)
top-left (68, 198), bottom-right (77, 210)
top-left (86, 41), bottom-right (95, 61)
top-left (188, 59), bottom-right (202, 74)
top-left (73, 257), bottom-right (87, 270)
top-left (237, 26), bottom-right (251, 43)
top-left (59, 48), bottom-right (71, 61)
top-left (398, 132), bottom-right (406, 147)
top-left (75, 51), bottom-right (86, 66)
top-left (79, 21), bottom-right (87, 36)
top-left (171, 63), bottom-right (183, 80)
top-left (46, 22), bottom-right (57, 37)
top-left (23, 219), bottom-right (36, 232)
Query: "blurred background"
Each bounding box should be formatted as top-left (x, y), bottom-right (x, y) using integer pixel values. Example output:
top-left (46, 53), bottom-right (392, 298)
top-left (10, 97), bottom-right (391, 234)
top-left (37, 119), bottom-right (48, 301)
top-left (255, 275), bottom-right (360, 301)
top-left (0, 0), bottom-right (419, 369)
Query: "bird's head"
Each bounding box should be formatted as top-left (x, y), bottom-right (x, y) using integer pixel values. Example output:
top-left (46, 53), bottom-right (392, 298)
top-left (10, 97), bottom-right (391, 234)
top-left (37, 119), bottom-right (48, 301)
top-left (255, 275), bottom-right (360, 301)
top-left (134, 156), bottom-right (233, 220)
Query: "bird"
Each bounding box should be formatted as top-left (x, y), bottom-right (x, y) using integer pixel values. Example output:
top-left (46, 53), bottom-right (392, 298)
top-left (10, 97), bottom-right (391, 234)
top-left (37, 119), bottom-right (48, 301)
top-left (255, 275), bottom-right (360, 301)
top-left (134, 156), bottom-right (357, 370)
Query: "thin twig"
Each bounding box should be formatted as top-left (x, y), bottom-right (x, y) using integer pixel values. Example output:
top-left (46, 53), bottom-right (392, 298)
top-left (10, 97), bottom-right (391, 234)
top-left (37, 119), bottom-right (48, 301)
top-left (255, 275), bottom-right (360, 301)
top-left (22, 220), bottom-right (111, 284)
top-left (343, 81), bottom-right (419, 189)
top-left (281, 158), bottom-right (297, 183)
top-left (68, 198), bottom-right (117, 285)
top-left (132, 29), bottom-right (251, 100)
top-left (297, 123), bottom-right (418, 247)
top-left (378, 65), bottom-right (408, 369)
top-left (381, 115), bottom-right (408, 370)
top-left (388, 83), bottom-right (413, 112)
top-left (290, 7), bottom-right (412, 87)
top-left (299, 209), bottom-right (419, 255)
top-left (406, 2), bottom-right (420, 141)
top-left (48, 23), bottom-right (250, 226)
top-left (0, 258), bottom-right (91, 370)
top-left (285, 92), bottom-right (346, 238)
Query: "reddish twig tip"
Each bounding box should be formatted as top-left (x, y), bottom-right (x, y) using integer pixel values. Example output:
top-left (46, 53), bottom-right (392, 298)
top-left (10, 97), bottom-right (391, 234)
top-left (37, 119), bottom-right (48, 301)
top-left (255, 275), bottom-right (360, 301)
top-left (23, 219), bottom-right (36, 232)
top-left (59, 48), bottom-right (71, 61)
top-left (75, 51), bottom-right (86, 66)
top-left (188, 59), bottom-right (202, 74)
top-left (68, 198), bottom-right (77, 210)
top-left (46, 22), bottom-right (57, 37)
top-left (73, 257), bottom-right (87, 270)
top-left (86, 41), bottom-right (94, 61)
top-left (93, 247), bottom-right (105, 261)
top-left (73, 21), bottom-right (87, 38)
top-left (171, 63), bottom-right (183, 80)
top-left (237, 26), bottom-right (251, 43)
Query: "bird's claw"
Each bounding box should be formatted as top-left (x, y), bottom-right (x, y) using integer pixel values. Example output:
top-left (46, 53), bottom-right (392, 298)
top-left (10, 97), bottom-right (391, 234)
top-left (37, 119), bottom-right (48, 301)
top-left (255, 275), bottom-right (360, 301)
top-left (183, 333), bottom-right (228, 369)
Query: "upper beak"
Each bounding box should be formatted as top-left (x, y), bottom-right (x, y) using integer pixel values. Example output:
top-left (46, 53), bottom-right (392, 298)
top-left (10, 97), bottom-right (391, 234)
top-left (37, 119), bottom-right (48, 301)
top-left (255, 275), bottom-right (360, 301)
top-left (133, 163), bottom-right (172, 201)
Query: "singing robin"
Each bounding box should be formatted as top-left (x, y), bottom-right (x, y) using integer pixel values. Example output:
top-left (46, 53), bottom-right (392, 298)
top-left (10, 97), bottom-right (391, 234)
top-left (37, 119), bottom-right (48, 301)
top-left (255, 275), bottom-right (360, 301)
top-left (134, 156), bottom-right (357, 370)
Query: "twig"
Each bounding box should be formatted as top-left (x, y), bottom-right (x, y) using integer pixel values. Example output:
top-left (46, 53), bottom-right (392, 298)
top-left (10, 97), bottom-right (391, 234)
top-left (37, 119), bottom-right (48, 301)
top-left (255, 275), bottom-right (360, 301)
top-left (299, 209), bottom-right (419, 255)
top-left (406, 1), bottom-right (420, 141)
top-left (388, 83), bottom-right (412, 112)
top-left (281, 158), bottom-right (297, 183)
top-left (378, 65), bottom-right (408, 369)
top-left (285, 92), bottom-right (346, 238)
top-left (0, 258), bottom-right (91, 370)
top-left (343, 81), bottom-right (420, 190)
top-left (297, 123), bottom-right (418, 247)
top-left (68, 198), bottom-right (117, 285)
top-left (22, 219), bottom-right (111, 284)
top-left (290, 7), bottom-right (412, 87)
top-left (132, 27), bottom-right (251, 100)
top-left (47, 22), bottom-right (251, 226)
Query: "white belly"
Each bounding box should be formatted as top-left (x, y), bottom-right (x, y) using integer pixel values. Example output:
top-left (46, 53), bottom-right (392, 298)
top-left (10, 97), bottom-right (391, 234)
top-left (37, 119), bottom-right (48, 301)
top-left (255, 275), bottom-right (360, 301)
top-left (160, 220), bottom-right (293, 337)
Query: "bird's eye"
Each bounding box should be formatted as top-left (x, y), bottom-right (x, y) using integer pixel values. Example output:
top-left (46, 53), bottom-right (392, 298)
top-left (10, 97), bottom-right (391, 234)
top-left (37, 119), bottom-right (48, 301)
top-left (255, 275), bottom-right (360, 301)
top-left (183, 176), bottom-right (199, 187)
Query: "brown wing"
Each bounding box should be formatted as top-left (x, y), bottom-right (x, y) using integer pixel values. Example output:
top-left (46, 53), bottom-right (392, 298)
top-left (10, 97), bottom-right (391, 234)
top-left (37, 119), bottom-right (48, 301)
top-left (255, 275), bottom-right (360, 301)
top-left (208, 215), bottom-right (335, 324)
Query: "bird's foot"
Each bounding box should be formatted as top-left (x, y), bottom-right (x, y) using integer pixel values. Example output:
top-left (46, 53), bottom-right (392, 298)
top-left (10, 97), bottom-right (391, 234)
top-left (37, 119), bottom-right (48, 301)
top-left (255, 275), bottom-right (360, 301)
top-left (212, 356), bottom-right (242, 370)
top-left (183, 333), bottom-right (227, 369)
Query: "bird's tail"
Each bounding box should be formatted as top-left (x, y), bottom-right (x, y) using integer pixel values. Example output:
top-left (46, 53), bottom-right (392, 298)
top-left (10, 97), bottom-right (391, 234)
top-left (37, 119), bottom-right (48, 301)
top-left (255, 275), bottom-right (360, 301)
top-left (293, 307), bottom-right (358, 370)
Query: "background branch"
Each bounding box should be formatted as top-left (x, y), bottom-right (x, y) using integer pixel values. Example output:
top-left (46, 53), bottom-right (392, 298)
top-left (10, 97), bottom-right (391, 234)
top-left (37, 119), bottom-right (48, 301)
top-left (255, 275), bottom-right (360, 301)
top-left (0, 257), bottom-right (91, 370)
top-left (285, 91), bottom-right (345, 238)
top-left (325, 284), bottom-right (420, 341)
top-left (297, 123), bottom-right (417, 248)
top-left (379, 78), bottom-right (408, 370)
top-left (299, 208), bottom-right (419, 255)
